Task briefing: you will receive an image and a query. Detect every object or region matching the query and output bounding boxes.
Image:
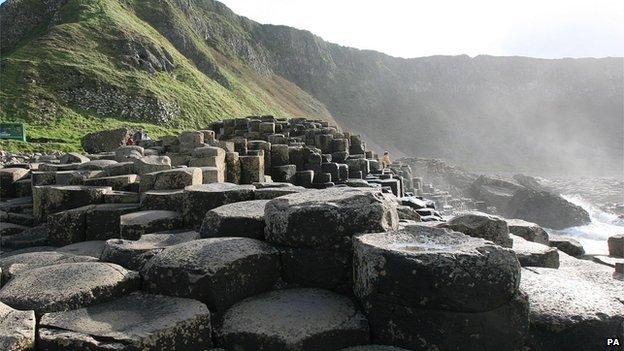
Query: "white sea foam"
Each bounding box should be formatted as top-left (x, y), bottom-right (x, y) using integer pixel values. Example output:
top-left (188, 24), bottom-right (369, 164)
top-left (549, 194), bottom-right (624, 255)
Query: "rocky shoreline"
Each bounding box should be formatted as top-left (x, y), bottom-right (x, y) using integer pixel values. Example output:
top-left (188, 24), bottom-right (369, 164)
top-left (1, 116), bottom-right (623, 350)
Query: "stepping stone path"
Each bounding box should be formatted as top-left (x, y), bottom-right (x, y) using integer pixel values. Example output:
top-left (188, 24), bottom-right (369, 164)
top-left (38, 292), bottom-right (212, 350)
top-left (216, 288), bottom-right (370, 350)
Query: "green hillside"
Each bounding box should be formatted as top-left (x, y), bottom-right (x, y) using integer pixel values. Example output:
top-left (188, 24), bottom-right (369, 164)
top-left (0, 0), bottom-right (332, 151)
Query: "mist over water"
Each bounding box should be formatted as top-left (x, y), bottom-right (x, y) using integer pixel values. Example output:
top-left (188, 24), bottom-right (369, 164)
top-left (550, 194), bottom-right (624, 255)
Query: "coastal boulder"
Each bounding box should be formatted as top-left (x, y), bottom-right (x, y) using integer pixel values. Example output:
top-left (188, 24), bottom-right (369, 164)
top-left (442, 212), bottom-right (513, 247)
top-left (548, 236), bottom-right (585, 257)
top-left (216, 288), bottom-right (369, 350)
top-left (506, 218), bottom-right (550, 245)
top-left (38, 292), bottom-right (212, 350)
top-left (119, 210), bottom-right (183, 240)
top-left (354, 224), bottom-right (521, 313)
top-left (506, 188), bottom-right (590, 229)
top-left (142, 237), bottom-right (280, 314)
top-left (511, 235), bottom-right (559, 268)
top-left (81, 128), bottom-right (130, 153)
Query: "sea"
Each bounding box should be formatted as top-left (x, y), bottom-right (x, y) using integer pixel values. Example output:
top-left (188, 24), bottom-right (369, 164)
top-left (541, 177), bottom-right (624, 255)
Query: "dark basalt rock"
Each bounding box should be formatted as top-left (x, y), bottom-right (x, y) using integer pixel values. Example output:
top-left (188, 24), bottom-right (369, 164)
top-left (354, 224), bottom-right (521, 313)
top-left (182, 183), bottom-right (255, 230)
top-left (521, 266), bottom-right (624, 351)
top-left (507, 218), bottom-right (550, 245)
top-left (506, 188), bottom-right (590, 230)
top-left (101, 230), bottom-right (199, 270)
top-left (548, 235), bottom-right (585, 257)
top-left (216, 288), bottom-right (370, 351)
top-left (442, 212), bottom-right (513, 247)
top-left (0, 262), bottom-right (139, 315)
top-left (511, 235), bottom-right (560, 268)
top-left (142, 237), bottom-right (280, 314)
top-left (200, 200), bottom-right (269, 240)
top-left (264, 187), bottom-right (399, 251)
top-left (38, 292), bottom-right (212, 350)
top-left (0, 251), bottom-right (97, 283)
top-left (365, 291), bottom-right (529, 351)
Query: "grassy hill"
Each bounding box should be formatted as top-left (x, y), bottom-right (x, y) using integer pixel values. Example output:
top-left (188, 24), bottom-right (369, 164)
top-left (0, 0), bottom-right (332, 151)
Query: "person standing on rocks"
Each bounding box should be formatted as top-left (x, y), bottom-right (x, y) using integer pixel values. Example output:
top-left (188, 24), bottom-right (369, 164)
top-left (382, 151), bottom-right (391, 169)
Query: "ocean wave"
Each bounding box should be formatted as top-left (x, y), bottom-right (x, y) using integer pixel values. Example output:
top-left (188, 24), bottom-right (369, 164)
top-left (549, 194), bottom-right (624, 255)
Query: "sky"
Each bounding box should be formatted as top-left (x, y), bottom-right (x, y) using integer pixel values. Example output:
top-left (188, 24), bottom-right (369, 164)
top-left (0, 0), bottom-right (621, 58)
top-left (218, 0), bottom-right (624, 58)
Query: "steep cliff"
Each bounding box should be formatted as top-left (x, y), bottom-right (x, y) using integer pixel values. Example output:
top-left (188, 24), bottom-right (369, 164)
top-left (1, 0), bottom-right (621, 176)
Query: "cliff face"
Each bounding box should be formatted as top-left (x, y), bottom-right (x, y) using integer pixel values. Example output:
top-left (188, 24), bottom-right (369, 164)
top-left (1, 0), bottom-right (622, 176)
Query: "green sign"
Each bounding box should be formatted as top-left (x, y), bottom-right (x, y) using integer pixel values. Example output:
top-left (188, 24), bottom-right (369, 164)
top-left (0, 123), bottom-right (26, 142)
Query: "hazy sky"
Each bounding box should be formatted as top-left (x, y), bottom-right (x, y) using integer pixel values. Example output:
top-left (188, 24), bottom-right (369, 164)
top-left (0, 0), bottom-right (621, 58)
top-left (218, 0), bottom-right (624, 58)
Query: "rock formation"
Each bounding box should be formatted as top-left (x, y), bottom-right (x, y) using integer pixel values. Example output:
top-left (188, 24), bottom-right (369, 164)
top-left (0, 118), bottom-right (621, 350)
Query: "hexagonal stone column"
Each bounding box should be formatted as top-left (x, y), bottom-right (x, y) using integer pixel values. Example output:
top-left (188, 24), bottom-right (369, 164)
top-left (139, 168), bottom-right (202, 192)
top-left (0, 262), bottom-right (139, 315)
top-left (183, 183), bottom-right (255, 229)
top-left (0, 251), bottom-right (97, 283)
top-left (353, 224), bottom-right (526, 350)
top-left (200, 200), bottom-right (269, 240)
top-left (38, 292), bottom-right (212, 350)
top-left (142, 237), bottom-right (280, 314)
top-left (521, 267), bottom-right (624, 351)
top-left (33, 185), bottom-right (111, 222)
top-left (216, 288), bottom-right (369, 350)
top-left (119, 210), bottom-right (183, 240)
top-left (101, 230), bottom-right (200, 270)
top-left (264, 188), bottom-right (398, 292)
